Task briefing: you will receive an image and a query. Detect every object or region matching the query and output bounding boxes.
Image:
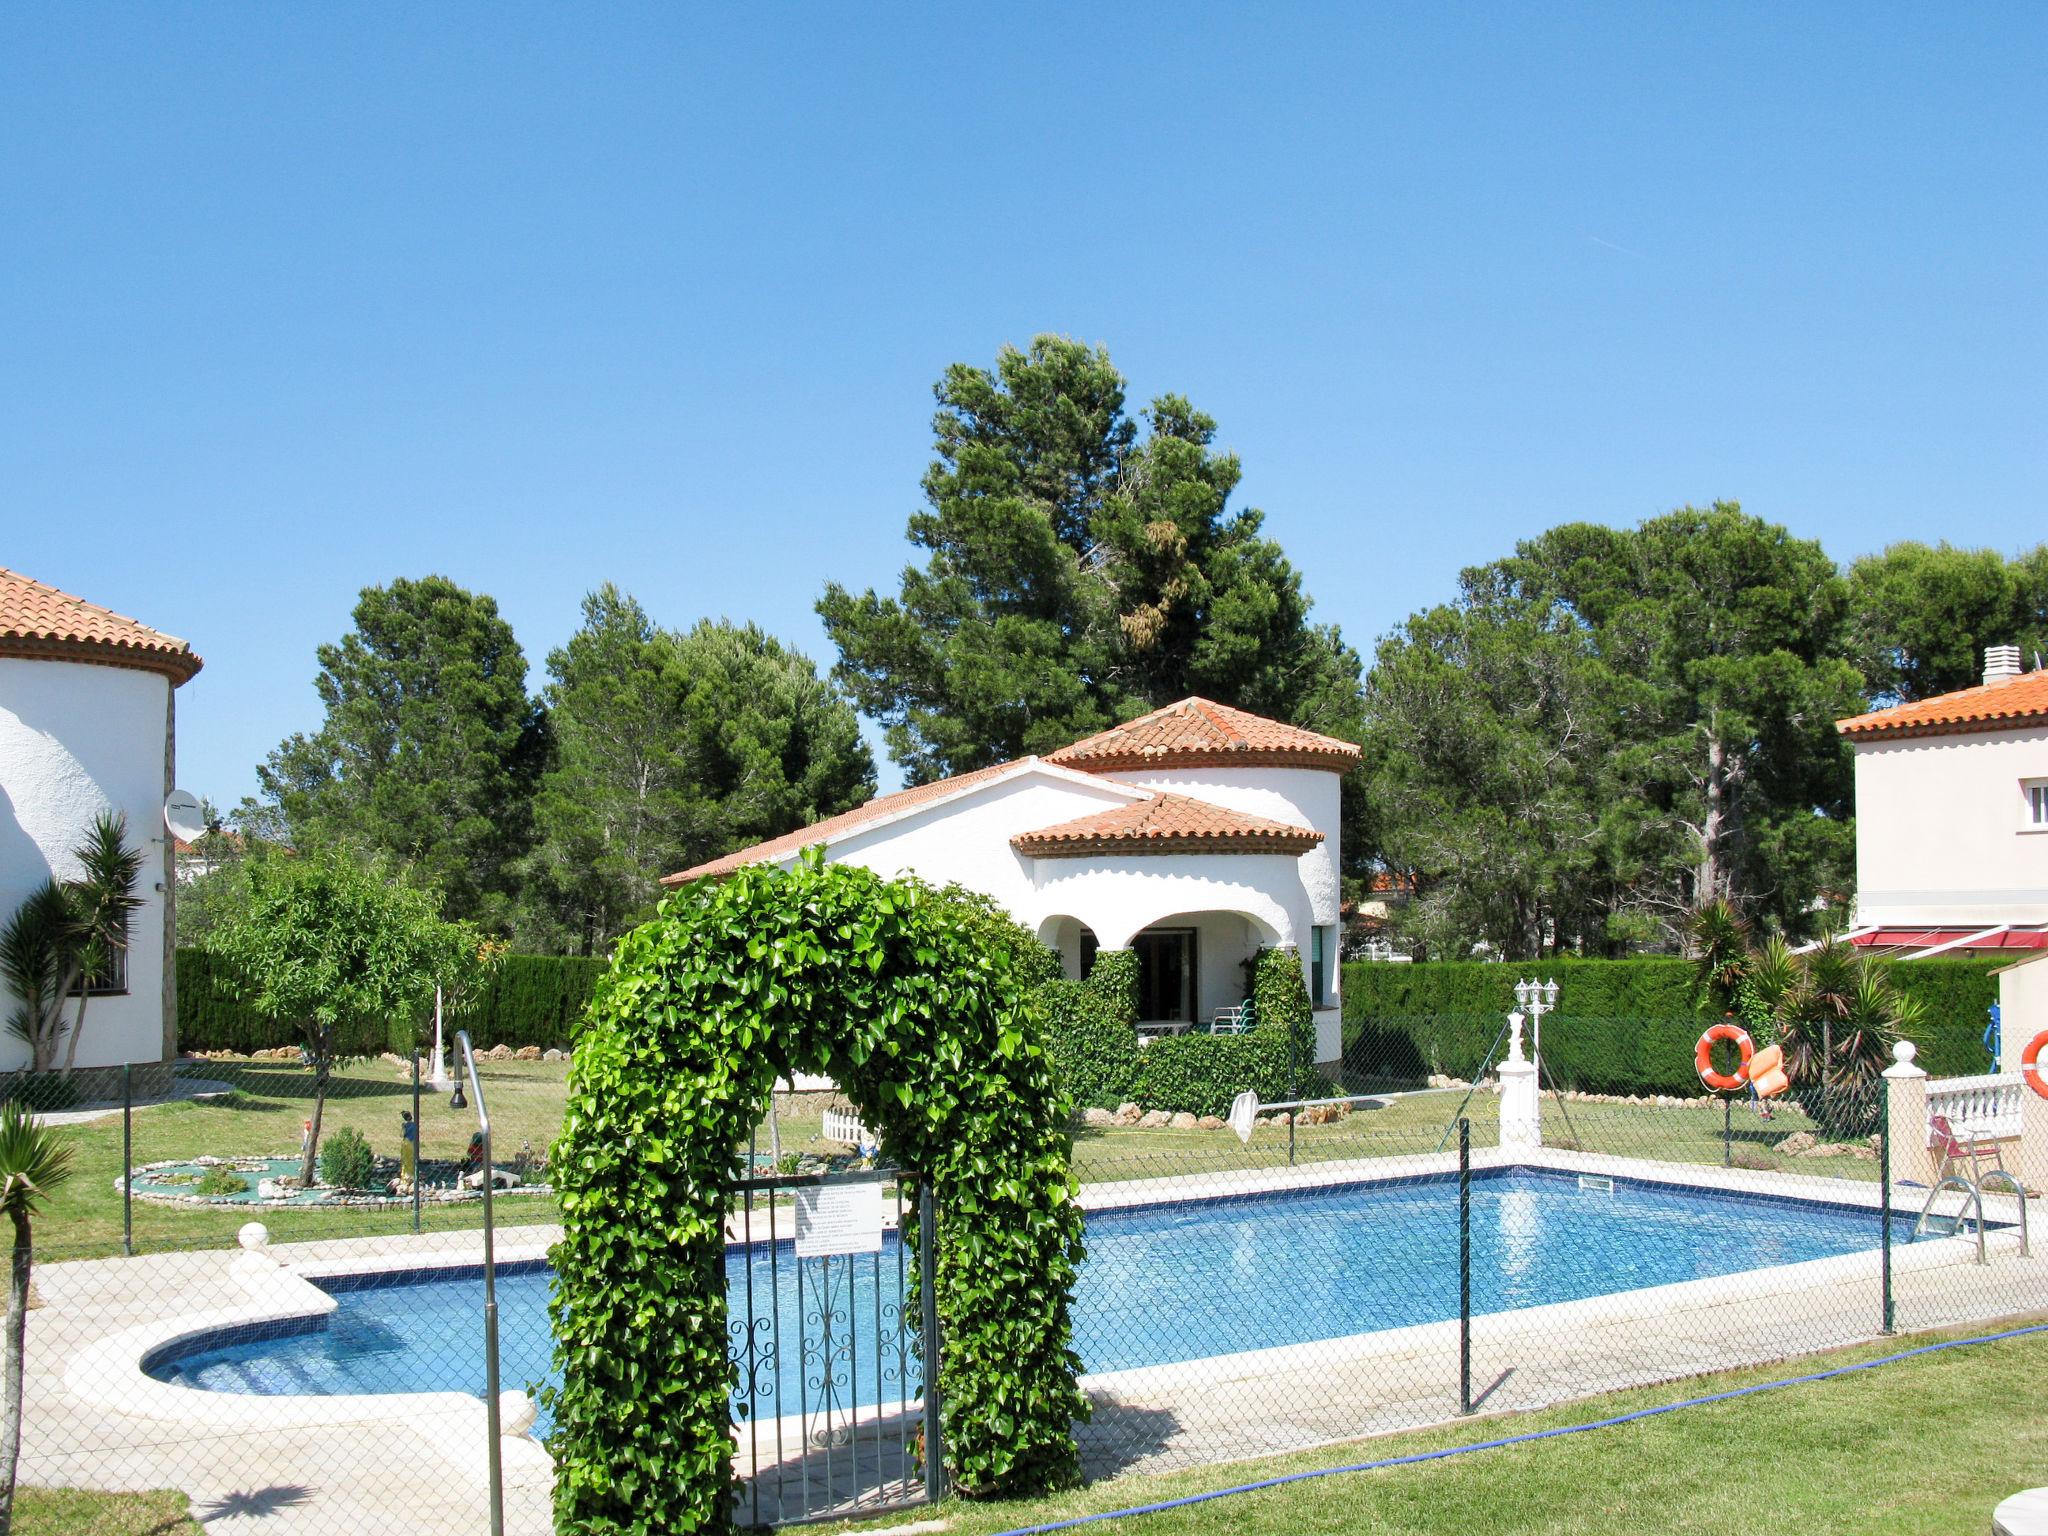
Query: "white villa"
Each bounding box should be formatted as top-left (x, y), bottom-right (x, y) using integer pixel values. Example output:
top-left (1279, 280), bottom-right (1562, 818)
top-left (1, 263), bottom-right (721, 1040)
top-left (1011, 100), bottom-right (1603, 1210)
top-left (666, 698), bottom-right (1358, 1067)
top-left (1836, 644), bottom-right (2048, 1063)
top-left (0, 568), bottom-right (203, 1094)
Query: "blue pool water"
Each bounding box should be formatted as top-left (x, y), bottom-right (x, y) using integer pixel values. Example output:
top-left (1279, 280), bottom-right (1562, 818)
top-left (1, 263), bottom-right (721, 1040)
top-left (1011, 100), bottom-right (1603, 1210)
top-left (149, 1170), bottom-right (1911, 1429)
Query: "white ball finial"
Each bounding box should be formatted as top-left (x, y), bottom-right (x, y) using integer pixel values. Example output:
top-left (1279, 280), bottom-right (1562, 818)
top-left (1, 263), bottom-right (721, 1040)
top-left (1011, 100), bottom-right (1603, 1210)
top-left (1892, 1040), bottom-right (1917, 1065)
top-left (238, 1222), bottom-right (271, 1254)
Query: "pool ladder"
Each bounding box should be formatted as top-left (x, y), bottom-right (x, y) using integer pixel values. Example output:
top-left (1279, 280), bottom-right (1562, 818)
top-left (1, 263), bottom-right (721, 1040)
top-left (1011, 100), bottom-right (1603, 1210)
top-left (1913, 1170), bottom-right (2031, 1264)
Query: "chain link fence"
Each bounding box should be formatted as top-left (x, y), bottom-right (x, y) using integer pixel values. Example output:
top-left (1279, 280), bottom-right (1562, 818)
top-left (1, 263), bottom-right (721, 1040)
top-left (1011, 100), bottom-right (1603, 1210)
top-left (9, 1009), bottom-right (2044, 1534)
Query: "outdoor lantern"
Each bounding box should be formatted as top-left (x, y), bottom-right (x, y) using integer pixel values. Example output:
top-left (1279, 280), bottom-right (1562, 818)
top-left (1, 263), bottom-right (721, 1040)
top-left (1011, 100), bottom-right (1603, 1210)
top-left (450, 1076), bottom-right (467, 1112)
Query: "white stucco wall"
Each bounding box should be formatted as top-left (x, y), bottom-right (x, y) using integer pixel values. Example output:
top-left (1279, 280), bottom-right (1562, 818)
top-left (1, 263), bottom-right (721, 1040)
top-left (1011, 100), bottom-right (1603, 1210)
top-left (1998, 954), bottom-right (2048, 1073)
top-left (1851, 726), bottom-right (2048, 930)
top-left (0, 656), bottom-right (173, 1071)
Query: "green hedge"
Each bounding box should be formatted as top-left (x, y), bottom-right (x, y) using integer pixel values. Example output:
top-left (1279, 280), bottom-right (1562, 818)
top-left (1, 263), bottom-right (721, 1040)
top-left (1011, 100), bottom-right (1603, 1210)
top-left (1133, 949), bottom-right (1322, 1117)
top-left (1341, 956), bottom-right (2005, 1093)
top-left (175, 947), bottom-right (606, 1055)
top-left (1038, 979), bottom-right (1140, 1109)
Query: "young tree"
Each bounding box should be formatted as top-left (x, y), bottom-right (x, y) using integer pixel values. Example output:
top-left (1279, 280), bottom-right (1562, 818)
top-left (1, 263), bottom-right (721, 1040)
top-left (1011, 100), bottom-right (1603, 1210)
top-left (207, 847), bottom-right (485, 1187)
top-left (0, 814), bottom-right (144, 1077)
top-left (0, 1100), bottom-right (73, 1535)
top-left (1845, 540), bottom-right (2048, 702)
top-left (259, 576), bottom-right (545, 928)
top-left (818, 336), bottom-right (1363, 785)
top-left (520, 590), bottom-right (874, 951)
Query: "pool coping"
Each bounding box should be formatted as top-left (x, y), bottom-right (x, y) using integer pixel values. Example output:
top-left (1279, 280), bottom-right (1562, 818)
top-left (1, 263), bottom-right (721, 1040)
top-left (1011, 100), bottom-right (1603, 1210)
top-left (60, 1148), bottom-right (2024, 1490)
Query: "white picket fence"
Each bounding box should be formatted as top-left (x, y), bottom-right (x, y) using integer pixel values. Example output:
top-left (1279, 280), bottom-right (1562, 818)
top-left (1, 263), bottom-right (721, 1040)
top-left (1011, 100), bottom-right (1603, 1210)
top-left (1926, 1070), bottom-right (2027, 1144)
top-left (821, 1106), bottom-right (871, 1146)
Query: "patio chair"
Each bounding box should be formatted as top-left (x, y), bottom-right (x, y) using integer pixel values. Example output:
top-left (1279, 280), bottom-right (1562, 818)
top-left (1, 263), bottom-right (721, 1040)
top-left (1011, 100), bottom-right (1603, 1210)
top-left (1928, 1112), bottom-right (2007, 1186)
top-left (1206, 1004), bottom-right (1251, 1036)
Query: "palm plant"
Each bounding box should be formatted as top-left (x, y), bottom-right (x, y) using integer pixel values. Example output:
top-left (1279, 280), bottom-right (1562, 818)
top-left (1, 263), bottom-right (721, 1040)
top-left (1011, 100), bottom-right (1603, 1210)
top-left (1689, 898), bottom-right (1751, 1012)
top-left (0, 1100), bottom-right (74, 1535)
top-left (0, 814), bottom-right (143, 1078)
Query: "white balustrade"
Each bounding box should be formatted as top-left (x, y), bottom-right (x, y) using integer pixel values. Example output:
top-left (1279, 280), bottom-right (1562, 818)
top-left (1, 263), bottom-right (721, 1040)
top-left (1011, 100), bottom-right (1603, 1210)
top-left (1926, 1070), bottom-right (2026, 1145)
top-left (820, 1106), bottom-right (871, 1147)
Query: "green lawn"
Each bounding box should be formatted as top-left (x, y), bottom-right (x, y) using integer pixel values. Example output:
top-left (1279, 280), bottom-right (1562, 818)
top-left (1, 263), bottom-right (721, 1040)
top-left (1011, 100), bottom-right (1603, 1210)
top-left (14, 1487), bottom-right (199, 1535)
top-left (42, 1060), bottom-right (1871, 1259)
top-left (844, 1323), bottom-right (2048, 1536)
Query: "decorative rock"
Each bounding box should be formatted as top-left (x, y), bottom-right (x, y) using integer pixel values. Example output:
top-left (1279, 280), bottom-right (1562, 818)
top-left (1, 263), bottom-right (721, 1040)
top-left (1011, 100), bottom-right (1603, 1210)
top-left (514, 1045), bottom-right (542, 1061)
top-left (1137, 1110), bottom-right (1173, 1129)
top-left (486, 1043), bottom-right (515, 1061)
top-left (1080, 1107), bottom-right (1116, 1127)
top-left (1773, 1131), bottom-right (1817, 1153)
top-left (1168, 1111), bottom-right (1200, 1129)
top-left (1197, 1115), bottom-right (1228, 1131)
top-left (543, 1048), bottom-right (567, 1062)
top-left (1113, 1102), bottom-right (1143, 1125)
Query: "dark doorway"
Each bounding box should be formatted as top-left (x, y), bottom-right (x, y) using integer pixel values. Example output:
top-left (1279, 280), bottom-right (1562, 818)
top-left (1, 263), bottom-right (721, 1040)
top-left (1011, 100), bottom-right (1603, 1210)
top-left (1133, 928), bottom-right (1196, 1022)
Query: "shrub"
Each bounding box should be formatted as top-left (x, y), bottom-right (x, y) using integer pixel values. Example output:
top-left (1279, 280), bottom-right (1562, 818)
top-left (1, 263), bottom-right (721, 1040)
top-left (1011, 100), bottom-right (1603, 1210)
top-left (547, 858), bottom-right (1087, 1533)
top-left (1340, 955), bottom-right (2005, 1095)
top-left (318, 1125), bottom-right (377, 1190)
top-left (1135, 949), bottom-right (1321, 1117)
top-left (195, 1164), bottom-right (249, 1197)
top-left (1083, 948), bottom-right (1139, 1023)
top-left (1038, 979), bottom-right (1140, 1109)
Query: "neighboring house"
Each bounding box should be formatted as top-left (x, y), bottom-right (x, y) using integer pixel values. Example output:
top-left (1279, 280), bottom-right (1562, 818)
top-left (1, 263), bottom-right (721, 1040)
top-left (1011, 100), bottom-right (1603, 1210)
top-left (666, 698), bottom-right (1358, 1066)
top-left (0, 568), bottom-right (203, 1094)
top-left (1835, 644), bottom-right (2048, 959)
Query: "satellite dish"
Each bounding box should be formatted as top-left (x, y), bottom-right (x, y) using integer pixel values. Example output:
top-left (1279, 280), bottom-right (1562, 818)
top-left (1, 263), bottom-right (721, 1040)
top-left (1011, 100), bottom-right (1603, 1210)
top-left (163, 789), bottom-right (208, 845)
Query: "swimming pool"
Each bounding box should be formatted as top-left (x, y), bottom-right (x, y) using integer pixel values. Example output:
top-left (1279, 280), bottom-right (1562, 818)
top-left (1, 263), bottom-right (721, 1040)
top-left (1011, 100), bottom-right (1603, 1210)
top-left (147, 1168), bottom-right (1914, 1429)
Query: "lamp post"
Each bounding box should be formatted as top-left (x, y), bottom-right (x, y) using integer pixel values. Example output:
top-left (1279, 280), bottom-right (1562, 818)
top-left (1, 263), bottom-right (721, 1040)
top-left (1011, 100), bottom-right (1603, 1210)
top-left (1513, 978), bottom-right (1559, 1083)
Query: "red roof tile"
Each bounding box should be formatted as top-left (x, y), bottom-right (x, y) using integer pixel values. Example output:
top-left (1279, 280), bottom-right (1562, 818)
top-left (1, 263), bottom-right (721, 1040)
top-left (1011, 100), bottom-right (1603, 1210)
top-left (662, 760), bottom-right (1024, 883)
top-left (1837, 670), bottom-right (2048, 740)
top-left (1010, 792), bottom-right (1322, 858)
top-left (0, 567), bottom-right (203, 685)
top-left (1048, 697), bottom-right (1359, 773)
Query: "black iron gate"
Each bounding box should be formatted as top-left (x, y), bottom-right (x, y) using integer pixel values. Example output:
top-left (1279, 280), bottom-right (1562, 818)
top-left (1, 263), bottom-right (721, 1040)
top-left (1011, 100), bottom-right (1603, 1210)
top-left (729, 1166), bottom-right (943, 1525)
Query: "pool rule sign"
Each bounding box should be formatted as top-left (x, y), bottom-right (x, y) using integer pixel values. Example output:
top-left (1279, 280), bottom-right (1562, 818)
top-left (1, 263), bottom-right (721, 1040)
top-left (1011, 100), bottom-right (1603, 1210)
top-left (794, 1179), bottom-right (885, 1258)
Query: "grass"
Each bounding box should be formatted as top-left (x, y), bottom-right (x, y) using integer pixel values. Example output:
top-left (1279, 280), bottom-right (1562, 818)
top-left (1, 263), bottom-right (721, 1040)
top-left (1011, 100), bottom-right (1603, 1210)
top-left (14, 1487), bottom-right (200, 1535)
top-left (839, 1322), bottom-right (2048, 1536)
top-left (41, 1059), bottom-right (1875, 1259)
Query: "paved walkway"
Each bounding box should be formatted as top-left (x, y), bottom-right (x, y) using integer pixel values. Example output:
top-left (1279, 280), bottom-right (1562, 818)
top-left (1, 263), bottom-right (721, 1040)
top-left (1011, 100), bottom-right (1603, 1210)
top-left (25, 1166), bottom-right (2048, 1533)
top-left (37, 1076), bottom-right (235, 1127)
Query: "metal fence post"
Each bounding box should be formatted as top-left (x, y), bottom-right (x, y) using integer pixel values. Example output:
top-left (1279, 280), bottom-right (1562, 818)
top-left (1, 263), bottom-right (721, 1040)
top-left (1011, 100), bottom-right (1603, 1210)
top-left (410, 1049), bottom-right (422, 1235)
top-left (1458, 1116), bottom-right (1472, 1414)
top-left (122, 1063), bottom-right (133, 1257)
top-left (919, 1181), bottom-right (945, 1503)
top-left (454, 1031), bottom-right (504, 1536)
top-left (1880, 1082), bottom-right (1895, 1335)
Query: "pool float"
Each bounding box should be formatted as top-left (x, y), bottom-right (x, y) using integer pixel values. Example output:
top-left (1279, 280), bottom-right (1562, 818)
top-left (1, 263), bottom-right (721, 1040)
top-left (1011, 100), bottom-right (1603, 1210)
top-left (2023, 1031), bottom-right (2048, 1102)
top-left (1747, 1042), bottom-right (1790, 1101)
top-left (1695, 1022), bottom-right (1753, 1093)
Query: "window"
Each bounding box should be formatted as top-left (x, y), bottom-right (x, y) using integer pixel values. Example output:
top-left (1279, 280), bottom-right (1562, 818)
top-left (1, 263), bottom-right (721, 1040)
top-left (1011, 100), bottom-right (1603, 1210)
top-left (2029, 780), bottom-right (2048, 831)
top-left (1311, 926), bottom-right (1330, 1009)
top-left (73, 915), bottom-right (131, 997)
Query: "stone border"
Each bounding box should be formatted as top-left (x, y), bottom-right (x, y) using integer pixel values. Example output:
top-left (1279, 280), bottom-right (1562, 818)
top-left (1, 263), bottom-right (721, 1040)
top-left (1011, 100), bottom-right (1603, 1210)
top-left (121, 1154), bottom-right (555, 1209)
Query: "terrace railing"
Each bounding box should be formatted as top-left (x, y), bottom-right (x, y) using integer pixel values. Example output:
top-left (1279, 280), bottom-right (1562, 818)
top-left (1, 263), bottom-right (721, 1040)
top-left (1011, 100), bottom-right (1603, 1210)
top-left (1925, 1070), bottom-right (2027, 1144)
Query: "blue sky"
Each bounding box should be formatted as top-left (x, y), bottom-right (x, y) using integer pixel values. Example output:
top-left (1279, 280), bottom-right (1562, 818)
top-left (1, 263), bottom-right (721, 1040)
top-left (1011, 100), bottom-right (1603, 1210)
top-left (5, 4), bottom-right (2043, 806)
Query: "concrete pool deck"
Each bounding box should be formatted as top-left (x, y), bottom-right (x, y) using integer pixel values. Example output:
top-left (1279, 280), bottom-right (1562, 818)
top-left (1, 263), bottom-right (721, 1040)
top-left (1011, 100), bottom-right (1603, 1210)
top-left (26, 1155), bottom-right (2047, 1532)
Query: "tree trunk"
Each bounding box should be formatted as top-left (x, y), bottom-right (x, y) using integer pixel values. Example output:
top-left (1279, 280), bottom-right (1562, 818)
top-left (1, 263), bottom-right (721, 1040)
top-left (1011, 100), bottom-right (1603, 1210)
top-left (1697, 729), bottom-right (1730, 904)
top-left (0, 1210), bottom-right (32, 1536)
top-left (56, 992), bottom-right (91, 1081)
top-left (300, 1036), bottom-right (330, 1188)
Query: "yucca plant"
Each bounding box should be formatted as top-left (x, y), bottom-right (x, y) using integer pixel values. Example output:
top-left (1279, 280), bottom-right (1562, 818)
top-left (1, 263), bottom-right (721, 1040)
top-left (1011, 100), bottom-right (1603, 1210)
top-left (0, 1101), bottom-right (75, 1535)
top-left (0, 813), bottom-right (144, 1078)
top-left (1689, 898), bottom-right (1752, 1013)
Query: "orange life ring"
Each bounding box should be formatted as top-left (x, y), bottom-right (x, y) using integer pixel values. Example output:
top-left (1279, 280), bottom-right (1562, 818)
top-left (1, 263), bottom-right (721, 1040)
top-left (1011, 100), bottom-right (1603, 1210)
top-left (2023, 1031), bottom-right (2048, 1102)
top-left (1696, 1022), bottom-right (1754, 1094)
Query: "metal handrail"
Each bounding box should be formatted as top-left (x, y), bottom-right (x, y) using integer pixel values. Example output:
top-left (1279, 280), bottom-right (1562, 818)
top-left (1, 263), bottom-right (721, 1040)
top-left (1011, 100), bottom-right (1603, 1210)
top-left (454, 1030), bottom-right (504, 1536)
top-left (1913, 1174), bottom-right (1988, 1264)
top-left (1975, 1169), bottom-right (2032, 1258)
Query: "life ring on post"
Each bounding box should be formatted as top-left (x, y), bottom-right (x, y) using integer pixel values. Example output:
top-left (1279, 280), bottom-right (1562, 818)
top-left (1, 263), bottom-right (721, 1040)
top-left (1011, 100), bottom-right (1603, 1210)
top-left (2022, 1031), bottom-right (2048, 1102)
top-left (1695, 1023), bottom-right (1754, 1094)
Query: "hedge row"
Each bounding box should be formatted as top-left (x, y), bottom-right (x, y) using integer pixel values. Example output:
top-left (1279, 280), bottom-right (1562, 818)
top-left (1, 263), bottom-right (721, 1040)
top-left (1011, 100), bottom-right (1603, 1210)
top-left (175, 947), bottom-right (606, 1055)
top-left (1340, 956), bottom-right (2005, 1093)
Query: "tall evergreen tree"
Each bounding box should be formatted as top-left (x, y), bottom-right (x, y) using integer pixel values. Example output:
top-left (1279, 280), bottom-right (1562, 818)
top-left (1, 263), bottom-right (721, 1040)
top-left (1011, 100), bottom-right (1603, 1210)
top-left (818, 336), bottom-right (1364, 788)
top-left (520, 590), bottom-right (873, 952)
top-left (259, 576), bottom-right (545, 928)
top-left (1845, 540), bottom-right (2048, 702)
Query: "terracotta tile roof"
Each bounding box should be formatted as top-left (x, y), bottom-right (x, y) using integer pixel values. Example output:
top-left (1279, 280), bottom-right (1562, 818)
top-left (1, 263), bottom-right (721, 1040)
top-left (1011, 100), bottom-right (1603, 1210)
top-left (1010, 791), bottom-right (1323, 858)
top-left (0, 567), bottom-right (203, 685)
top-left (1047, 696), bottom-right (1360, 773)
top-left (662, 760), bottom-right (1025, 883)
top-left (1837, 670), bottom-right (2048, 741)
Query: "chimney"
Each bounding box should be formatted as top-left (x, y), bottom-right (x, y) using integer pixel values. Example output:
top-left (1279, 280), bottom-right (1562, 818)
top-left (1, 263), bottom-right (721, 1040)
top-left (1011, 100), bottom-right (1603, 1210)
top-left (1984, 644), bottom-right (2023, 685)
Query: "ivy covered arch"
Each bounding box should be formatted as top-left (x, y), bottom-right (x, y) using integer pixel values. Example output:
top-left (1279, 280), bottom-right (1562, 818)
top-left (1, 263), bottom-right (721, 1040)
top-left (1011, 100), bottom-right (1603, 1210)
top-left (547, 856), bottom-right (1088, 1535)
